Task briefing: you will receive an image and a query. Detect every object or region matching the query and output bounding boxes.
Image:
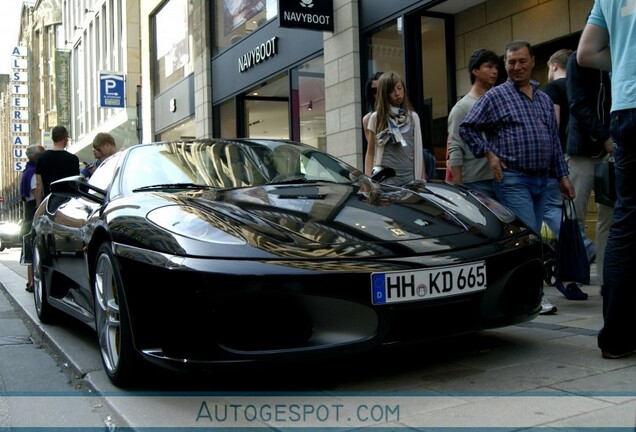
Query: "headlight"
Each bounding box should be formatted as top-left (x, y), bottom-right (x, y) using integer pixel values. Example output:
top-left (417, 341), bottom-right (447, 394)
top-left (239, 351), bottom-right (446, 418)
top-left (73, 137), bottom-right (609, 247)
top-left (0, 223), bottom-right (21, 235)
top-left (147, 206), bottom-right (246, 245)
top-left (467, 189), bottom-right (516, 223)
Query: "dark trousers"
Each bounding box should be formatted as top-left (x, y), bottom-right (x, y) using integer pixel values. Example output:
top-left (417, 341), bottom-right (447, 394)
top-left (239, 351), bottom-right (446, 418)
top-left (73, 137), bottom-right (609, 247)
top-left (21, 199), bottom-right (37, 237)
top-left (598, 109), bottom-right (636, 353)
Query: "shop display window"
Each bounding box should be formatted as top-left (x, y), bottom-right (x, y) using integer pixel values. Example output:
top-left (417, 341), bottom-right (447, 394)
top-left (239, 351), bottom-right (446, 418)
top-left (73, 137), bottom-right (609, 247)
top-left (154, 0), bottom-right (195, 94)
top-left (365, 19), bottom-right (404, 81)
top-left (214, 0), bottom-right (279, 54)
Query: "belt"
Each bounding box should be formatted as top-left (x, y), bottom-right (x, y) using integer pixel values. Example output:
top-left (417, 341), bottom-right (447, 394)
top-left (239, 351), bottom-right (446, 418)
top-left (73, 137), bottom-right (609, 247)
top-left (510, 168), bottom-right (548, 177)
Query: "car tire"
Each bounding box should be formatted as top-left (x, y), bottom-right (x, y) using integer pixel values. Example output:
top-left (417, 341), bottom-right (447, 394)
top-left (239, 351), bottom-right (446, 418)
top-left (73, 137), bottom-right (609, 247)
top-left (32, 242), bottom-right (58, 323)
top-left (93, 243), bottom-right (141, 387)
top-left (0, 238), bottom-right (4, 251)
top-left (544, 258), bottom-right (557, 286)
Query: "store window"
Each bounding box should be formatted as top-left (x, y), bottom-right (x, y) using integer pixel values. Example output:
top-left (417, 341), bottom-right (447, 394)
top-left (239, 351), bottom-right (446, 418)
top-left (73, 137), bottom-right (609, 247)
top-left (292, 56), bottom-right (325, 150)
top-left (420, 16), bottom-right (449, 175)
top-left (216, 57), bottom-right (326, 145)
top-left (214, 0), bottom-right (278, 54)
top-left (156, 118), bottom-right (196, 142)
top-left (154, 0), bottom-right (195, 94)
top-left (219, 100), bottom-right (237, 138)
top-left (366, 19), bottom-right (404, 80)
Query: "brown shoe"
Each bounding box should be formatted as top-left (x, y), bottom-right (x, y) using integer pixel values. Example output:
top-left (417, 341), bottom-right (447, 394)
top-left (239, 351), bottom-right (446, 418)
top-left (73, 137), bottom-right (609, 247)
top-left (602, 349), bottom-right (635, 359)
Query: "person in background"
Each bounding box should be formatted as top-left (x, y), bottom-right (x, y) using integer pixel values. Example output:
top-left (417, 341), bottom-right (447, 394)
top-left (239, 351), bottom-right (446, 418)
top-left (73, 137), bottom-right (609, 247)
top-left (19, 144), bottom-right (45, 293)
top-left (35, 125), bottom-right (80, 205)
top-left (447, 48), bottom-right (499, 198)
top-left (566, 49), bottom-right (613, 291)
top-left (577, 0), bottom-right (636, 359)
top-left (364, 71), bottom-right (425, 185)
top-left (460, 40), bottom-right (575, 315)
top-left (542, 48), bottom-right (589, 301)
top-left (81, 132), bottom-right (117, 179)
top-left (362, 72), bottom-right (384, 148)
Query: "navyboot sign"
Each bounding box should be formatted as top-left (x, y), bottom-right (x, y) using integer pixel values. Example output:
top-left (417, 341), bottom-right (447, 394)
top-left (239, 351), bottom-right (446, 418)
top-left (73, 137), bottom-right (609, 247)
top-left (238, 37), bottom-right (278, 73)
top-left (279, 0), bottom-right (334, 32)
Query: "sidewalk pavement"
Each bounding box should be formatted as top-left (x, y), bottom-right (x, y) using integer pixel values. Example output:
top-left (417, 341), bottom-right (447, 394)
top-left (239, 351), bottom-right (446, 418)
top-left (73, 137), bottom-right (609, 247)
top-left (0, 249), bottom-right (635, 430)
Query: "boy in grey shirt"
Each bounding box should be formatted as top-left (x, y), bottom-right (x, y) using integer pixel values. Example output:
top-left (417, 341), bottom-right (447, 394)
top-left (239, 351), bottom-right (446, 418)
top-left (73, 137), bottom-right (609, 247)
top-left (447, 49), bottom-right (500, 197)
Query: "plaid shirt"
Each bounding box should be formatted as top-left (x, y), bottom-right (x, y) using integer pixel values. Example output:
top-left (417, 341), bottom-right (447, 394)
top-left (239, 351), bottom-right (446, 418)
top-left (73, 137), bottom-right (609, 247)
top-left (459, 79), bottom-right (569, 178)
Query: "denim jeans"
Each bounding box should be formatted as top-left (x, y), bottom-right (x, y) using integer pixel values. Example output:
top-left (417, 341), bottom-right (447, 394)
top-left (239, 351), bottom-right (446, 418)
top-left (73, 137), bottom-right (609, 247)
top-left (598, 109), bottom-right (636, 353)
top-left (465, 179), bottom-right (496, 199)
top-left (493, 169), bottom-right (548, 233)
top-left (543, 177), bottom-right (597, 264)
top-left (543, 178), bottom-right (563, 237)
top-left (567, 154), bottom-right (613, 283)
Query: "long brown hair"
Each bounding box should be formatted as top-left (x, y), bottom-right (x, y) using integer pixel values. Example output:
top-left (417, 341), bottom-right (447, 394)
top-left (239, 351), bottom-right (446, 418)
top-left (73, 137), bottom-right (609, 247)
top-left (374, 71), bottom-right (414, 133)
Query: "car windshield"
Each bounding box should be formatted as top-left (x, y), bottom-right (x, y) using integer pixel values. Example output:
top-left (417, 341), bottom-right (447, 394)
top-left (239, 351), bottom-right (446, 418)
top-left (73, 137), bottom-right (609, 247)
top-left (121, 139), bottom-right (357, 194)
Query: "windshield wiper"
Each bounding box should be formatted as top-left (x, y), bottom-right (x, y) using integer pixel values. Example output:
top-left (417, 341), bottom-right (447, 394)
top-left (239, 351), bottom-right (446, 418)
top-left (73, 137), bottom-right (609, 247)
top-left (132, 183), bottom-right (215, 192)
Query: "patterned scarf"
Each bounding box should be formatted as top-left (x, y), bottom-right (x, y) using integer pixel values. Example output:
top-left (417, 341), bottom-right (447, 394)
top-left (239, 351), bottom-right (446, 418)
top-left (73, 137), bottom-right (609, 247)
top-left (376, 107), bottom-right (410, 147)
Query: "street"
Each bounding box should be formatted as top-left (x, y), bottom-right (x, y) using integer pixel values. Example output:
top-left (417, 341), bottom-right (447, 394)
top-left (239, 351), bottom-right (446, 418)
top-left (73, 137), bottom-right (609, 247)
top-left (0, 246), bottom-right (635, 430)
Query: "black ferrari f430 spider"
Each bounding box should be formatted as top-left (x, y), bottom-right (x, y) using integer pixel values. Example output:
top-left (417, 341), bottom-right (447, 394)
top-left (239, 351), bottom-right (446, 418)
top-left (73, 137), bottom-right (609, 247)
top-left (28, 139), bottom-right (545, 386)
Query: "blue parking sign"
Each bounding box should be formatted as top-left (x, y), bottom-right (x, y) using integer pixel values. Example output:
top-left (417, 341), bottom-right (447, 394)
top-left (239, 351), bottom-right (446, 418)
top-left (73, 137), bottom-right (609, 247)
top-left (99, 72), bottom-right (125, 108)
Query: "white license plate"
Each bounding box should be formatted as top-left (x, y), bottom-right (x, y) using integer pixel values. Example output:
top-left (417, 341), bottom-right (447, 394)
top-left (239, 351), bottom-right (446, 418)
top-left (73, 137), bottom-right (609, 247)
top-left (371, 261), bottom-right (487, 305)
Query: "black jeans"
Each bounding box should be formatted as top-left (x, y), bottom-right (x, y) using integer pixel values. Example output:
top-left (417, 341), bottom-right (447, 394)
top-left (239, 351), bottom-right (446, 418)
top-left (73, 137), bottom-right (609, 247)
top-left (598, 109), bottom-right (636, 353)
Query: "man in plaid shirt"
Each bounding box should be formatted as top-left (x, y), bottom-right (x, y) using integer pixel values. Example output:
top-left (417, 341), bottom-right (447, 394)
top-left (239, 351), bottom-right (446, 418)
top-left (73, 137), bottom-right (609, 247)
top-left (460, 40), bottom-right (575, 315)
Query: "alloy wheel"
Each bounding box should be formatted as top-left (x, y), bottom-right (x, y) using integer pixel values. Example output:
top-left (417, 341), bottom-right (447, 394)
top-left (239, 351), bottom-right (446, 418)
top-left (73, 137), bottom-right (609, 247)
top-left (94, 252), bottom-right (121, 375)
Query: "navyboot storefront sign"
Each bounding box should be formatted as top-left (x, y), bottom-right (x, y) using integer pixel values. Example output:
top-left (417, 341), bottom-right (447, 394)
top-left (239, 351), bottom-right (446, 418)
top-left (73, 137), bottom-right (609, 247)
top-left (279, 0), bottom-right (334, 32)
top-left (238, 37), bottom-right (279, 73)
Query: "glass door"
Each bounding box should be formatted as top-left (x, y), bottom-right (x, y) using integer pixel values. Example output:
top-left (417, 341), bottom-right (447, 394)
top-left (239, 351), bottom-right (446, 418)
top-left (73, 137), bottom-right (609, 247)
top-left (244, 74), bottom-right (289, 139)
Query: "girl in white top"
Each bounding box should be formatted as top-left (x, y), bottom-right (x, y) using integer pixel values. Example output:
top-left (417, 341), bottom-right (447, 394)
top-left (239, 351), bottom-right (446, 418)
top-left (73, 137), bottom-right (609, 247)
top-left (364, 71), bottom-right (424, 185)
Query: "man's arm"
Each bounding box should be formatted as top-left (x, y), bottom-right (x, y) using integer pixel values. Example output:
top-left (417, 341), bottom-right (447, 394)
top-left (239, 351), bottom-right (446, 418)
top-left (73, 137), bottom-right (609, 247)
top-left (364, 114), bottom-right (377, 176)
top-left (542, 81), bottom-right (563, 129)
top-left (35, 174), bottom-right (43, 206)
top-left (459, 96), bottom-right (507, 181)
top-left (577, 23), bottom-right (611, 71)
top-left (458, 97), bottom-right (491, 158)
top-left (449, 165), bottom-right (463, 184)
top-left (566, 54), bottom-right (612, 152)
top-left (553, 103), bottom-right (561, 130)
top-left (447, 104), bottom-right (466, 185)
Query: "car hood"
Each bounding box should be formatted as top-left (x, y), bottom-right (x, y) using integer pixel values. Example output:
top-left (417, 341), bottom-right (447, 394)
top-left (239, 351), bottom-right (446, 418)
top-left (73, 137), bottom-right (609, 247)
top-left (143, 181), bottom-right (522, 255)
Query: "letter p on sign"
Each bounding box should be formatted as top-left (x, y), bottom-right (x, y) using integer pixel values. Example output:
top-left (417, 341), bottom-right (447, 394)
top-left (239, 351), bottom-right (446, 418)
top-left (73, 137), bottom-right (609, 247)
top-left (99, 72), bottom-right (125, 108)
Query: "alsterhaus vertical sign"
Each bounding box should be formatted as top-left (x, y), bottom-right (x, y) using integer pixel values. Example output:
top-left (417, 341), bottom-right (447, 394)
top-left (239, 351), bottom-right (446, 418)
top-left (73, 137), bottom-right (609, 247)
top-left (11, 46), bottom-right (29, 172)
top-left (279, 0), bottom-right (334, 32)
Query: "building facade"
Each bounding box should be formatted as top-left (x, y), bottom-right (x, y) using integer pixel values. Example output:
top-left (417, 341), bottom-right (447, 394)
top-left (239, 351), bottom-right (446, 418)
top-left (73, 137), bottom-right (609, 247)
top-left (142, 0), bottom-right (591, 170)
top-left (62, 0), bottom-right (141, 162)
top-left (1, 0), bottom-right (593, 220)
top-left (0, 1), bottom-right (34, 222)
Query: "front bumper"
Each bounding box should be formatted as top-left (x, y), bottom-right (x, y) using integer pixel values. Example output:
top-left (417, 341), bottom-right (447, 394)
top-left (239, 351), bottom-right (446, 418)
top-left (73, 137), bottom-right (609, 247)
top-left (113, 235), bottom-right (543, 367)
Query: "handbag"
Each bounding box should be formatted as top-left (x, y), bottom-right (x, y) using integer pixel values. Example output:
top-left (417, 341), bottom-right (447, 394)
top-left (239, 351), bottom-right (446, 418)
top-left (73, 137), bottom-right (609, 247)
top-left (594, 159), bottom-right (616, 207)
top-left (555, 200), bottom-right (590, 285)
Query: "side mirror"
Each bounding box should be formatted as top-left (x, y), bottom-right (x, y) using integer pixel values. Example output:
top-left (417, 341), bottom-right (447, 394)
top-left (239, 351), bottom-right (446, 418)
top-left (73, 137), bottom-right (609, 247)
top-left (49, 176), bottom-right (107, 204)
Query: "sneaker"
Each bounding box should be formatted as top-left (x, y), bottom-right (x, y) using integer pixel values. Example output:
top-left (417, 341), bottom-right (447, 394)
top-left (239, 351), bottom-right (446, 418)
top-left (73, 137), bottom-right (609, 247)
top-left (601, 349), bottom-right (636, 359)
top-left (540, 296), bottom-right (557, 315)
top-left (555, 280), bottom-right (588, 300)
